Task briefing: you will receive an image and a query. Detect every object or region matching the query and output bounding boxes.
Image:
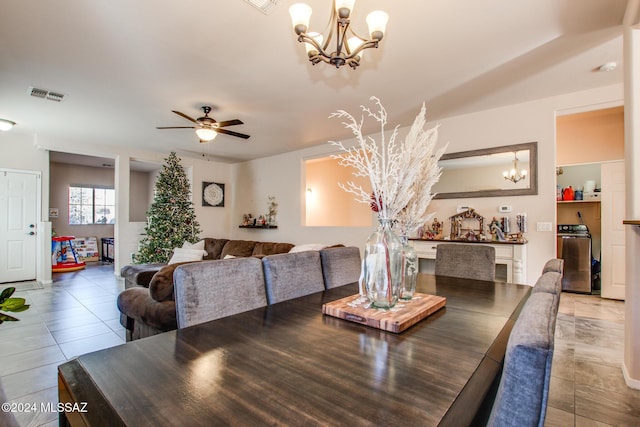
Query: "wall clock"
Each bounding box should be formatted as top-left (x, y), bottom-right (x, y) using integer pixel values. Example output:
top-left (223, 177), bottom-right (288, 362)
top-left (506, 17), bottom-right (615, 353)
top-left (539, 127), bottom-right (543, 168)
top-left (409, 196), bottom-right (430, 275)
top-left (202, 182), bottom-right (225, 207)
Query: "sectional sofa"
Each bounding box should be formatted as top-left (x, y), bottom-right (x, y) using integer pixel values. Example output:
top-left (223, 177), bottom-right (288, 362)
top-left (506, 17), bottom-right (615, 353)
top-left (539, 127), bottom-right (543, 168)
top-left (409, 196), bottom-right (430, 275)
top-left (117, 240), bottom-right (361, 341)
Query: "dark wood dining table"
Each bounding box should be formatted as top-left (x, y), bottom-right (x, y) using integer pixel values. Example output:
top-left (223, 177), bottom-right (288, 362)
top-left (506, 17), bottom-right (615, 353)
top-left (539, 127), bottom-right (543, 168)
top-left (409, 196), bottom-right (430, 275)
top-left (58, 274), bottom-right (531, 427)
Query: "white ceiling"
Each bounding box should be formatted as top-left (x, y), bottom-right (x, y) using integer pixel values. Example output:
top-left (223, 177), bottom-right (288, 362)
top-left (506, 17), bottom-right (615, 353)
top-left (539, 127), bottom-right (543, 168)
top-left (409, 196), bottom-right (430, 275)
top-left (1, 0), bottom-right (635, 164)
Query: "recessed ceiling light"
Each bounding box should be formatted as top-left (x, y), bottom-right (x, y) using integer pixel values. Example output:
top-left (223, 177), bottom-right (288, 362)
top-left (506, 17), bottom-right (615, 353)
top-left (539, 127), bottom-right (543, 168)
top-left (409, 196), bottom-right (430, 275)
top-left (598, 62), bottom-right (617, 72)
top-left (0, 119), bottom-right (16, 131)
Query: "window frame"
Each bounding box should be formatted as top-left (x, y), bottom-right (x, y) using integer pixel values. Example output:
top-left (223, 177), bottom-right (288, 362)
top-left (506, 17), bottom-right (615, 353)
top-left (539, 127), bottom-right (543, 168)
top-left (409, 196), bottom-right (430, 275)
top-left (68, 185), bottom-right (116, 225)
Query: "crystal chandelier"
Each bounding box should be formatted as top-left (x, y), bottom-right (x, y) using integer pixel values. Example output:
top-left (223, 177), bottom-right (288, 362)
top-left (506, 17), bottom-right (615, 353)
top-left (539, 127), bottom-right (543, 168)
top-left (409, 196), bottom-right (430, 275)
top-left (503, 152), bottom-right (528, 183)
top-left (289, 0), bottom-right (389, 69)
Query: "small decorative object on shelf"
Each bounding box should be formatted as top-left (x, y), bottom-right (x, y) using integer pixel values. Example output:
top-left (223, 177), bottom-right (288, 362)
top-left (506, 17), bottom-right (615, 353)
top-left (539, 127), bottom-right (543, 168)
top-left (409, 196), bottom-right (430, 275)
top-left (330, 97), bottom-right (445, 309)
top-left (449, 209), bottom-right (485, 241)
top-left (240, 212), bottom-right (277, 228)
top-left (267, 196), bottom-right (278, 226)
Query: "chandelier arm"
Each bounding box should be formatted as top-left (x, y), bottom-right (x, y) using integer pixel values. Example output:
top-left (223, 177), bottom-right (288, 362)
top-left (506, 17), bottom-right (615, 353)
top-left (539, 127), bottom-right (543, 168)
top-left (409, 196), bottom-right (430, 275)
top-left (346, 39), bottom-right (380, 58)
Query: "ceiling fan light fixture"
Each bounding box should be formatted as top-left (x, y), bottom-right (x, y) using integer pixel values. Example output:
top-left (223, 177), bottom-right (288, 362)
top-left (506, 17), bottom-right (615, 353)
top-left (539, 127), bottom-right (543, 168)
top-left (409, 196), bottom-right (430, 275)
top-left (196, 127), bottom-right (217, 142)
top-left (0, 118), bottom-right (16, 131)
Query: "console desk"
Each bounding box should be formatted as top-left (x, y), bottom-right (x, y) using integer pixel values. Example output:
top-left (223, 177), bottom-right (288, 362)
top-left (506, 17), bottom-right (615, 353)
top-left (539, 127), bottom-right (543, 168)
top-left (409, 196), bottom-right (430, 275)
top-left (409, 239), bottom-right (527, 284)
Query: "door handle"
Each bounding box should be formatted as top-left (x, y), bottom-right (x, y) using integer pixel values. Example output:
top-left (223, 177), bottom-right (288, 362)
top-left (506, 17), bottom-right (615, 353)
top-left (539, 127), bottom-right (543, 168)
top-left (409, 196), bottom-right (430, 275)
top-left (26, 231), bottom-right (35, 235)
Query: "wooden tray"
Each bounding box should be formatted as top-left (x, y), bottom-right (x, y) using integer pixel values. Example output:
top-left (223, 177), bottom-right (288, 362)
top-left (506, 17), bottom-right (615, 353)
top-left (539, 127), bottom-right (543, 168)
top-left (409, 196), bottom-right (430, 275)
top-left (322, 293), bottom-right (446, 333)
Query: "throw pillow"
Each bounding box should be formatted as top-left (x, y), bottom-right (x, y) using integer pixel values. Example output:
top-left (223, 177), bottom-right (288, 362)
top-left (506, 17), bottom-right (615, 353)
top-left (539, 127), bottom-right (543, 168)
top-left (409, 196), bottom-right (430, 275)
top-left (289, 243), bottom-right (327, 253)
top-left (182, 240), bottom-right (206, 251)
top-left (168, 248), bottom-right (208, 265)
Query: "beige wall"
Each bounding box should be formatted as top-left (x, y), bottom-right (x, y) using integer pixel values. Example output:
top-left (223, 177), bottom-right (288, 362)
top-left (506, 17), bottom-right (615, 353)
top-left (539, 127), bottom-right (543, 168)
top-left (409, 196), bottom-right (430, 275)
top-left (305, 156), bottom-right (371, 227)
top-left (129, 170), bottom-right (153, 222)
top-left (557, 106), bottom-right (624, 165)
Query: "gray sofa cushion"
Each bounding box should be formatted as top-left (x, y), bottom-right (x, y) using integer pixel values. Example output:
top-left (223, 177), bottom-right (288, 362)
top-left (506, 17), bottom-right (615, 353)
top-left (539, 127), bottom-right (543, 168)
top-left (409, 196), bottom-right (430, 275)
top-left (262, 251), bottom-right (325, 304)
top-left (319, 246), bottom-right (362, 289)
top-left (203, 238), bottom-right (230, 260)
top-left (219, 240), bottom-right (258, 259)
top-left (174, 258), bottom-right (267, 328)
top-left (488, 292), bottom-right (557, 427)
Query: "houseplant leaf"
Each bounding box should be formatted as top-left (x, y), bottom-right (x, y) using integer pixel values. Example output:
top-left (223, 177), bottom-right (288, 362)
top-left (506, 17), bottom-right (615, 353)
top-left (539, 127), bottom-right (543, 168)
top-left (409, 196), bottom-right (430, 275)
top-left (0, 287), bottom-right (16, 304)
top-left (0, 297), bottom-right (28, 312)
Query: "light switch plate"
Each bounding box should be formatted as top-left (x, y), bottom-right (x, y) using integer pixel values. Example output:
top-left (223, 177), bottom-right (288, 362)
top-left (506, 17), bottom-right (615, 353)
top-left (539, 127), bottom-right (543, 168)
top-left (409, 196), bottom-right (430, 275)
top-left (537, 222), bottom-right (553, 232)
top-left (499, 205), bottom-right (512, 213)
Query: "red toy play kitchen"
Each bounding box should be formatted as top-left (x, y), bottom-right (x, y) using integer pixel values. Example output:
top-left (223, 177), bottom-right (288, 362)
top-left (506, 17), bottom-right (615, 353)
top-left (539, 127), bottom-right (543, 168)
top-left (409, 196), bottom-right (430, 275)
top-left (51, 236), bottom-right (86, 272)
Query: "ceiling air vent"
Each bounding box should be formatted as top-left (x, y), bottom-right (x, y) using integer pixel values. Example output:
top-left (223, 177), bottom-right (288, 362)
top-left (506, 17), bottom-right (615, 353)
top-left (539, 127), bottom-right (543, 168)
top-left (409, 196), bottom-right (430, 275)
top-left (244, 0), bottom-right (277, 15)
top-left (28, 87), bottom-right (66, 102)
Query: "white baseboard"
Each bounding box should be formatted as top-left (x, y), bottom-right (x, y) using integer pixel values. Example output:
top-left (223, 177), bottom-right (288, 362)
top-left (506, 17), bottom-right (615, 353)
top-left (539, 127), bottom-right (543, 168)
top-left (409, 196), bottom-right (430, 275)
top-left (622, 362), bottom-right (640, 390)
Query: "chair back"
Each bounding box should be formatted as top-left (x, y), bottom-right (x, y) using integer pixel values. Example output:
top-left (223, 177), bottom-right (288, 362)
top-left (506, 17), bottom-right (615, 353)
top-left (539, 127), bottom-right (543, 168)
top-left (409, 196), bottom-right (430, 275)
top-left (542, 258), bottom-right (564, 275)
top-left (174, 257), bottom-right (267, 328)
top-left (263, 251), bottom-right (325, 304)
top-left (487, 292), bottom-right (558, 427)
top-left (435, 243), bottom-right (496, 281)
top-left (319, 246), bottom-right (362, 289)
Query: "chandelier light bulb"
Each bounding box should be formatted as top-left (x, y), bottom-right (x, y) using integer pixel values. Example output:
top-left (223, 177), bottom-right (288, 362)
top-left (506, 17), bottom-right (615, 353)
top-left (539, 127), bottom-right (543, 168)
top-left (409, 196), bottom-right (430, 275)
top-left (305, 32), bottom-right (323, 56)
top-left (335, 0), bottom-right (355, 18)
top-left (289, 3), bottom-right (312, 35)
top-left (366, 10), bottom-right (389, 40)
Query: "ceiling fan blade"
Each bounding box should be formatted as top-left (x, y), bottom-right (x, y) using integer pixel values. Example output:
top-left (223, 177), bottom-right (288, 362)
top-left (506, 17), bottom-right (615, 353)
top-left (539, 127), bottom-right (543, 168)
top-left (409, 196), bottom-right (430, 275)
top-left (171, 110), bottom-right (199, 124)
top-left (215, 128), bottom-right (251, 139)
top-left (215, 119), bottom-right (244, 128)
top-left (156, 126), bottom-right (197, 129)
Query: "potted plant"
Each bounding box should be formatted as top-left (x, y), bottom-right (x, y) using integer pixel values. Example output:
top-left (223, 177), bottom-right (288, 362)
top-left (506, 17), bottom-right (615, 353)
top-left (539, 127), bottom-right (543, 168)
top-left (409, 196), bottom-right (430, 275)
top-left (0, 287), bottom-right (30, 324)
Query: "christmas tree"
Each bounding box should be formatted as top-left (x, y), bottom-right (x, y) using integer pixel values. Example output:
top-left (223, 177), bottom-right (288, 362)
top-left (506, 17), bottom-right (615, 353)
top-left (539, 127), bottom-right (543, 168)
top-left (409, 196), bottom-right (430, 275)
top-left (133, 152), bottom-right (201, 264)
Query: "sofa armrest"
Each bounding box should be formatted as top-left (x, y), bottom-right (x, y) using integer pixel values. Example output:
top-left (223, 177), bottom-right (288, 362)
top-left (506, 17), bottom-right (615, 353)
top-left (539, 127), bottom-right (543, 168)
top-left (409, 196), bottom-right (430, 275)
top-left (121, 263), bottom-right (166, 289)
top-left (117, 287), bottom-right (177, 337)
top-left (148, 261), bottom-right (198, 302)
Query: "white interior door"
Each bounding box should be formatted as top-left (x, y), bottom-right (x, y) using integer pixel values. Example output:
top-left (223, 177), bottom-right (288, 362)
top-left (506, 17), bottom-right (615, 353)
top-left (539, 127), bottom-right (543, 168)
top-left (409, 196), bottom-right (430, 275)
top-left (601, 161), bottom-right (625, 300)
top-left (0, 171), bottom-right (38, 283)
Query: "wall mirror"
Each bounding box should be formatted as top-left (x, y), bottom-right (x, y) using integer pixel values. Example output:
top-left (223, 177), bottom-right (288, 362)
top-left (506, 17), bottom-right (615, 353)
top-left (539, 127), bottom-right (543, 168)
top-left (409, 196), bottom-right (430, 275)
top-left (432, 141), bottom-right (538, 199)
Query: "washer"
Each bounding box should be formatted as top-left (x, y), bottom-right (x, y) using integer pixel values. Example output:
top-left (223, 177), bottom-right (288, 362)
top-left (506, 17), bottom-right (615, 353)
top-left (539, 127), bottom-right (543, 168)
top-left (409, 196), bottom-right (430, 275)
top-left (557, 224), bottom-right (592, 293)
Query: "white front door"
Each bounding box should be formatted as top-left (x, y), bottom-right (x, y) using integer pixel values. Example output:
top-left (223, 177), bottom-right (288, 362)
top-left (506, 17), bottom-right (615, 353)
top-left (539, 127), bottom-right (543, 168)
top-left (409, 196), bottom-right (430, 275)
top-left (0, 171), bottom-right (38, 283)
top-left (601, 161), bottom-right (625, 300)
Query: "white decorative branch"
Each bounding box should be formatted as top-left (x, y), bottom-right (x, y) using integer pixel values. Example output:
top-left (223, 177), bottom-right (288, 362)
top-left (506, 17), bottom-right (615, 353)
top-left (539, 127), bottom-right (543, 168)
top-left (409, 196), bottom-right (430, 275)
top-left (330, 97), bottom-right (446, 233)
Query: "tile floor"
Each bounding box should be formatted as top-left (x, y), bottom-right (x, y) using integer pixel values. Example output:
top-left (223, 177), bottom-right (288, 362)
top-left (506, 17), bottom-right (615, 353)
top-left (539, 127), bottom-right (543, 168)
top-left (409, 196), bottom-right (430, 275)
top-left (0, 262), bottom-right (125, 427)
top-left (545, 292), bottom-right (640, 426)
top-left (1, 264), bottom-right (639, 426)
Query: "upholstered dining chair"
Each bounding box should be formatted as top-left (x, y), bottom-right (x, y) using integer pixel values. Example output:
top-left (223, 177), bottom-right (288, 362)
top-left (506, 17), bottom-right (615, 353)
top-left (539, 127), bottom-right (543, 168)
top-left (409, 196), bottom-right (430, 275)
top-left (319, 246), bottom-right (362, 289)
top-left (542, 258), bottom-right (564, 275)
top-left (262, 250), bottom-right (325, 304)
top-left (174, 257), bottom-right (267, 328)
top-left (487, 291), bottom-right (558, 427)
top-left (434, 243), bottom-right (496, 281)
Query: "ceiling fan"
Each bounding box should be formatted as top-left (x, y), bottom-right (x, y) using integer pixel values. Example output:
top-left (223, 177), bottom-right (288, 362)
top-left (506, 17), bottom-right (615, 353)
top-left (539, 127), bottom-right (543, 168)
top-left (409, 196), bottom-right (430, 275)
top-left (157, 106), bottom-right (250, 142)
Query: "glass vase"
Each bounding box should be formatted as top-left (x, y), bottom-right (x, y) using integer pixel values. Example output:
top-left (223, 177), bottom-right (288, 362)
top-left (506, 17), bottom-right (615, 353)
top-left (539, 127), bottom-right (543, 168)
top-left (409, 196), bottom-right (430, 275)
top-left (363, 218), bottom-right (403, 309)
top-left (400, 236), bottom-right (418, 300)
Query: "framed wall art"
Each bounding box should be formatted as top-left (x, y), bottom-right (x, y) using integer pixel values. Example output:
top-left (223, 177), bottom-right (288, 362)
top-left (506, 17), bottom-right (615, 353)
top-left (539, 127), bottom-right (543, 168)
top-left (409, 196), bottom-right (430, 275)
top-left (202, 182), bottom-right (225, 207)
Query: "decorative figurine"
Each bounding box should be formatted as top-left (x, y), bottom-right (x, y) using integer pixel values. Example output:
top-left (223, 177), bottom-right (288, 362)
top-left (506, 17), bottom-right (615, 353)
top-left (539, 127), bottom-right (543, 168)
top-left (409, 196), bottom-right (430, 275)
top-left (490, 216), bottom-right (506, 241)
